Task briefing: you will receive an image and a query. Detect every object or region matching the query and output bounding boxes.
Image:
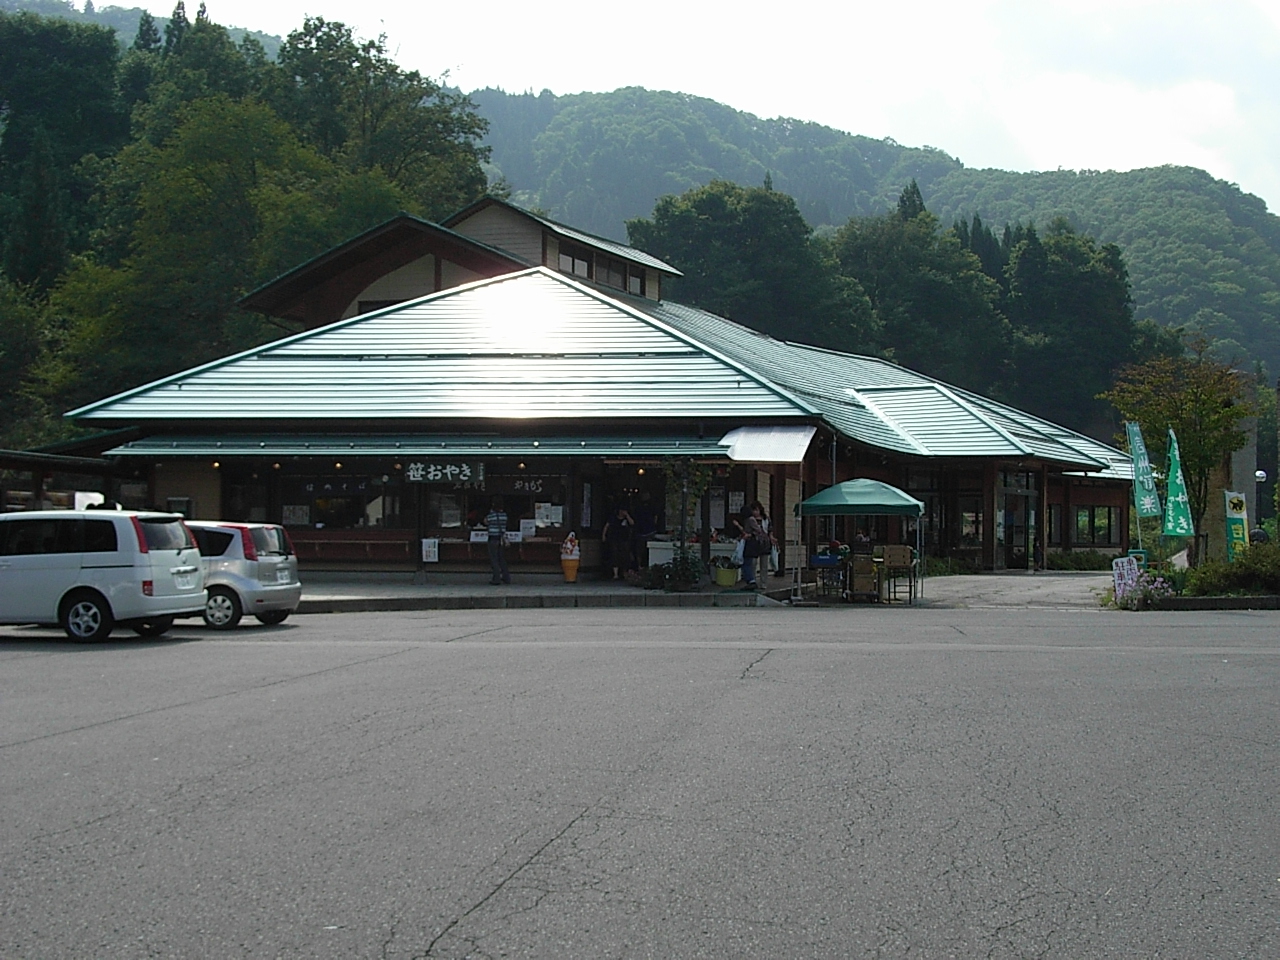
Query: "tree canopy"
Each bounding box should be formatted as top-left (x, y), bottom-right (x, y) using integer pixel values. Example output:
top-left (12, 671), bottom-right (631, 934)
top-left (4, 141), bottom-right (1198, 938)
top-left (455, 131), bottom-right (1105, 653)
top-left (1102, 338), bottom-right (1256, 543)
top-left (0, 4), bottom-right (494, 446)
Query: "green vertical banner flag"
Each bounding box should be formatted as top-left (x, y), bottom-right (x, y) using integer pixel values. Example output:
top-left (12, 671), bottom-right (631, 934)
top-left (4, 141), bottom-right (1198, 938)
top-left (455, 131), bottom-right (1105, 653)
top-left (1224, 491), bottom-right (1249, 562)
top-left (1163, 429), bottom-right (1194, 537)
top-left (1125, 422), bottom-right (1162, 518)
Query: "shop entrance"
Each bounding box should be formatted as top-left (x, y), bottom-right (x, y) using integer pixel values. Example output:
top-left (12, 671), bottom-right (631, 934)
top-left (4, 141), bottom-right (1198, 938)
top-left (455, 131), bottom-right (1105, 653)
top-left (996, 470), bottom-right (1039, 570)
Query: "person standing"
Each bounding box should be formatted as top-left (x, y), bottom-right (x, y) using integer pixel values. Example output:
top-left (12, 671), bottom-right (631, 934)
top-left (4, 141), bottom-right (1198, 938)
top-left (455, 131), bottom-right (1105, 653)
top-left (602, 504), bottom-right (634, 580)
top-left (485, 496), bottom-right (511, 584)
top-left (738, 501), bottom-right (768, 589)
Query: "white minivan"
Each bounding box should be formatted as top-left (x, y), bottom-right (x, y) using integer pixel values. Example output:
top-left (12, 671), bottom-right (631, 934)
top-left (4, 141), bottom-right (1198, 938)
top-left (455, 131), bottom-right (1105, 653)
top-left (0, 510), bottom-right (206, 641)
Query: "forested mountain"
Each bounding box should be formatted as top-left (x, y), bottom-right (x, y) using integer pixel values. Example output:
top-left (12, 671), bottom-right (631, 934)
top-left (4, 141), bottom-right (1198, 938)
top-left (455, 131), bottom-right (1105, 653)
top-left (473, 87), bottom-right (1280, 374)
top-left (0, 0), bottom-right (281, 54)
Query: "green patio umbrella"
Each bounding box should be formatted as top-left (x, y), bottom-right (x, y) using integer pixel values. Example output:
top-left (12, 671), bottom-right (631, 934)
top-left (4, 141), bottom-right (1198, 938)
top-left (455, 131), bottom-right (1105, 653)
top-left (797, 479), bottom-right (924, 517)
top-left (793, 479), bottom-right (925, 602)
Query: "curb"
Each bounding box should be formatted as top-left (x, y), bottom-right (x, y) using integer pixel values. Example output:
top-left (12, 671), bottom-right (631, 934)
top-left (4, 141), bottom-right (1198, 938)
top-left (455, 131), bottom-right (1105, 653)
top-left (296, 588), bottom-right (793, 614)
top-left (1149, 595), bottom-right (1280, 611)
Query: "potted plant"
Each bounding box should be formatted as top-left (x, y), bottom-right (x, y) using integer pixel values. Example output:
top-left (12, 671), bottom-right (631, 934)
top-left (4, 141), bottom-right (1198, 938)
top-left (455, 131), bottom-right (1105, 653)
top-left (711, 554), bottom-right (740, 587)
top-left (664, 546), bottom-right (703, 592)
top-left (560, 531), bottom-right (580, 582)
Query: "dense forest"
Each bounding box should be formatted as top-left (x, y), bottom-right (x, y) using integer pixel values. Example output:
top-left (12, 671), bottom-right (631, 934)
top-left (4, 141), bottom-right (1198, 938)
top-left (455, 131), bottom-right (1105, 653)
top-left (0, 4), bottom-right (492, 447)
top-left (474, 87), bottom-right (1280, 376)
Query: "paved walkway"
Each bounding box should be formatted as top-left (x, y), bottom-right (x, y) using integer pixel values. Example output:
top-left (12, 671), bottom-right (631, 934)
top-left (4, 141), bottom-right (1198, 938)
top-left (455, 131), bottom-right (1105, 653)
top-left (295, 569), bottom-right (1111, 612)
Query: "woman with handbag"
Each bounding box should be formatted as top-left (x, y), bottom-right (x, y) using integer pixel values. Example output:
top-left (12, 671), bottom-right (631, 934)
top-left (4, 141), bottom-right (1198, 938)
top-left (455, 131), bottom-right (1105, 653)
top-left (737, 501), bottom-right (768, 589)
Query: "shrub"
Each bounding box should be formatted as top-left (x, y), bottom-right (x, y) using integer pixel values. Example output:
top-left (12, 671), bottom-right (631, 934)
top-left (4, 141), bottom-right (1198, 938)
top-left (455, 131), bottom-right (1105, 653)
top-left (1185, 543), bottom-right (1280, 596)
top-left (1046, 549), bottom-right (1115, 571)
top-left (1111, 570), bottom-right (1177, 610)
top-left (924, 556), bottom-right (979, 577)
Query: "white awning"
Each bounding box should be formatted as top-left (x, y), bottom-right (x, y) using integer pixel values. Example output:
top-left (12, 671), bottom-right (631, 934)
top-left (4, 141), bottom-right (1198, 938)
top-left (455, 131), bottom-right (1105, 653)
top-left (719, 425), bottom-right (817, 463)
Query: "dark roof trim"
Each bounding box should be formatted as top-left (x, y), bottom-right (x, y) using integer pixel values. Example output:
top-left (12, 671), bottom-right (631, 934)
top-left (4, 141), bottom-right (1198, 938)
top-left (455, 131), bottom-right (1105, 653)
top-left (238, 213), bottom-right (526, 316)
top-left (0, 448), bottom-right (119, 474)
top-left (443, 196), bottom-right (683, 276)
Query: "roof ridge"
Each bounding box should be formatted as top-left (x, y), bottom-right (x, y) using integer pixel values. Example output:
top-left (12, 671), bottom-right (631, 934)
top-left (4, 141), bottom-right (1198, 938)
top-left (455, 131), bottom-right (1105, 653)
top-left (844, 389), bottom-right (933, 456)
top-left (536, 269), bottom-right (819, 417)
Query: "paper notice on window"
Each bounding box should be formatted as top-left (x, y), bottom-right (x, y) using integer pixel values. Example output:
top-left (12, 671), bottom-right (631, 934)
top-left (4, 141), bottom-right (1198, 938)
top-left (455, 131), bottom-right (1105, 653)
top-left (550, 505), bottom-right (564, 525)
top-left (710, 487), bottom-right (726, 528)
top-left (729, 491), bottom-right (745, 515)
top-left (520, 518), bottom-right (537, 539)
top-left (421, 538), bottom-right (439, 562)
top-left (534, 502), bottom-right (553, 526)
top-left (469, 529), bottom-right (488, 543)
top-left (439, 495), bottom-right (462, 528)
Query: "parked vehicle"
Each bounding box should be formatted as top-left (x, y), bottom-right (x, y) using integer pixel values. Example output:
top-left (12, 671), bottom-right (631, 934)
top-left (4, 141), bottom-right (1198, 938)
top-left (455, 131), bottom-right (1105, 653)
top-left (0, 510), bottom-right (205, 641)
top-left (185, 521), bottom-right (301, 628)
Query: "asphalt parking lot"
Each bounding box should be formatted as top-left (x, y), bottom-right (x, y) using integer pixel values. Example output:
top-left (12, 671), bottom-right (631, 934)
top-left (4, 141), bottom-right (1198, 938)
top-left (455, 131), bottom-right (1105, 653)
top-left (2, 605), bottom-right (1277, 958)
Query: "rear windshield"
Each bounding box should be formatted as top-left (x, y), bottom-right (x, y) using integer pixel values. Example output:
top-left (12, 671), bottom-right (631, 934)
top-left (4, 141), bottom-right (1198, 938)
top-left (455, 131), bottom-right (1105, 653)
top-left (193, 527), bottom-right (236, 557)
top-left (251, 526), bottom-right (291, 556)
top-left (140, 518), bottom-right (196, 552)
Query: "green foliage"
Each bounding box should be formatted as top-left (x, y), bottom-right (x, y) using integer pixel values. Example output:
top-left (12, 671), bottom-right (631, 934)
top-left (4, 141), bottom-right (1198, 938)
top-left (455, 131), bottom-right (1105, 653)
top-left (38, 95), bottom-right (406, 412)
top-left (0, 278), bottom-right (45, 444)
top-left (1185, 542), bottom-right (1280, 596)
top-left (2, 127), bottom-right (69, 293)
top-left (924, 555), bottom-right (979, 576)
top-left (832, 189), bottom-right (1008, 394)
top-left (629, 181), bottom-right (873, 349)
top-left (270, 17), bottom-right (490, 219)
top-left (475, 89), bottom-right (1280, 377)
top-left (663, 546), bottom-right (704, 590)
top-left (1004, 221), bottom-right (1153, 436)
top-left (1045, 549), bottom-right (1115, 571)
top-left (1102, 337), bottom-right (1255, 537)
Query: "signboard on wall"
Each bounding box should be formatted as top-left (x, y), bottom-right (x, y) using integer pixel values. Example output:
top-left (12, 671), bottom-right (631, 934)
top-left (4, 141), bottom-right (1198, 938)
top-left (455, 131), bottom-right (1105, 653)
top-left (1225, 491), bottom-right (1249, 562)
top-left (403, 461), bottom-right (484, 486)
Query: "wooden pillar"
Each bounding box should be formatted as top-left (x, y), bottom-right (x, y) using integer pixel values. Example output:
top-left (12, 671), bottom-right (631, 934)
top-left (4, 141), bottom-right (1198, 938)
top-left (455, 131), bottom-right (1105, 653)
top-left (982, 462), bottom-right (997, 570)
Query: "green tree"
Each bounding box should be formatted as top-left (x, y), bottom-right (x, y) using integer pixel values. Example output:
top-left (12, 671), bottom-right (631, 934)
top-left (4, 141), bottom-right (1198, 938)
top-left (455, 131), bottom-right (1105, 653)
top-left (271, 17), bottom-right (490, 218)
top-left (0, 278), bottom-right (45, 445)
top-left (2, 127), bottom-right (69, 294)
top-left (1102, 338), bottom-right (1256, 549)
top-left (40, 96), bottom-right (406, 412)
top-left (133, 10), bottom-right (160, 52)
top-left (627, 179), bottom-right (875, 350)
top-left (832, 185), bottom-right (1010, 394)
top-left (162, 0), bottom-right (188, 57)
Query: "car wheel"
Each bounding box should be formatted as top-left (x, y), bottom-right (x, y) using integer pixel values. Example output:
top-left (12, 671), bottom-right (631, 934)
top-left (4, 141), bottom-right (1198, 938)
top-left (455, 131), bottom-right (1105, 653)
top-left (132, 616), bottom-right (174, 637)
top-left (203, 587), bottom-right (243, 629)
top-left (61, 591), bottom-right (114, 643)
top-left (254, 610), bottom-right (291, 626)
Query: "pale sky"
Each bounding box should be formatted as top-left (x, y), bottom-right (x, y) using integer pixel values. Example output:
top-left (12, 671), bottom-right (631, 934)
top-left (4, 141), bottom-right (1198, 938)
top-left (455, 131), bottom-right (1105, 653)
top-left (151, 0), bottom-right (1280, 213)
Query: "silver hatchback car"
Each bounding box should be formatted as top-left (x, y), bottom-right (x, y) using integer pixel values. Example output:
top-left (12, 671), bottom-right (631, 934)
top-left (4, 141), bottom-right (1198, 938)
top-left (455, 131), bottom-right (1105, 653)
top-left (186, 521), bottom-right (302, 628)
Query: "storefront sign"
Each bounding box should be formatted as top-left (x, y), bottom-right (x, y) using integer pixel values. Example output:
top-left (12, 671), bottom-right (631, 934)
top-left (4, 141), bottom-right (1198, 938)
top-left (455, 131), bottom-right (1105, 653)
top-left (1224, 491), bottom-right (1249, 562)
top-left (403, 461), bottom-right (484, 485)
top-left (421, 538), bottom-right (439, 563)
top-left (1112, 555), bottom-right (1139, 601)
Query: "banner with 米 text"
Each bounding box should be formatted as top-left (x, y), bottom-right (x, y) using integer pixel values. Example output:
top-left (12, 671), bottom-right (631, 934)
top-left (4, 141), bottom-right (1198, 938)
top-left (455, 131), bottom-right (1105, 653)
top-left (1125, 422), bottom-right (1162, 518)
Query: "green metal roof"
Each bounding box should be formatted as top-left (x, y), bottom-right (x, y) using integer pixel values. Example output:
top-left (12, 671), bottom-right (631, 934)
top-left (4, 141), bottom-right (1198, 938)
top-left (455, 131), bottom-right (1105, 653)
top-left (70, 269), bottom-right (813, 424)
top-left (635, 298), bottom-right (1126, 473)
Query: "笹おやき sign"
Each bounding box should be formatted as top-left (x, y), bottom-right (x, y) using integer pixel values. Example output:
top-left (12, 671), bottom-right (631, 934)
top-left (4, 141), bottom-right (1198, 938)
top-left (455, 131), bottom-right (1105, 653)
top-left (403, 461), bottom-right (485, 486)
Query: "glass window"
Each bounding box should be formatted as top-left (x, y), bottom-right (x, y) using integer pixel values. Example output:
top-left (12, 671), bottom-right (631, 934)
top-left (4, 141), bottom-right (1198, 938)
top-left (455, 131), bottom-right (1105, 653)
top-left (140, 518), bottom-right (195, 551)
top-left (558, 244), bottom-right (593, 279)
top-left (251, 526), bottom-right (290, 556)
top-left (1048, 504), bottom-right (1062, 546)
top-left (627, 268), bottom-right (646, 296)
top-left (1, 519), bottom-right (79, 555)
top-left (82, 520), bottom-right (118, 553)
top-left (194, 528), bottom-right (235, 557)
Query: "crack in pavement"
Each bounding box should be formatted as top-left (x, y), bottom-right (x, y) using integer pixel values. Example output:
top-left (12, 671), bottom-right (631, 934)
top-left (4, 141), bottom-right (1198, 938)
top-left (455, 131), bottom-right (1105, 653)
top-left (420, 806), bottom-right (592, 957)
top-left (740, 648), bottom-right (774, 679)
